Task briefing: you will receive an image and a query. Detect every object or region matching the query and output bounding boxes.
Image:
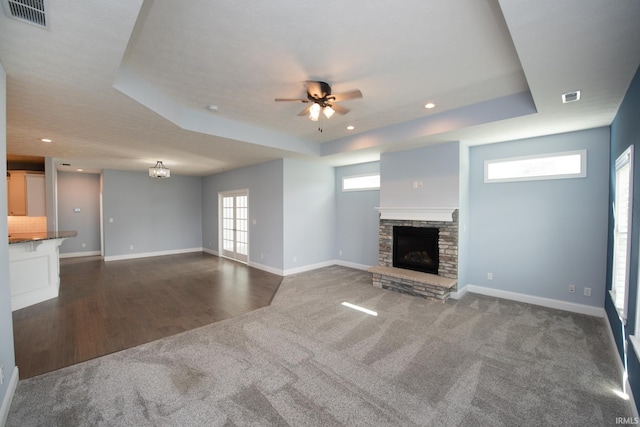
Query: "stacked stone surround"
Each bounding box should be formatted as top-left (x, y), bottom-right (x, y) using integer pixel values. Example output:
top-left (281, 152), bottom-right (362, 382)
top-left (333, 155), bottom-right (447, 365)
top-left (372, 209), bottom-right (459, 302)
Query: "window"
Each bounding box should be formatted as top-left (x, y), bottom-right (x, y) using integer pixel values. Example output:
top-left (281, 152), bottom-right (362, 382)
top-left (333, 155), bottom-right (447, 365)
top-left (342, 174), bottom-right (380, 191)
top-left (611, 146), bottom-right (634, 323)
top-left (484, 150), bottom-right (587, 183)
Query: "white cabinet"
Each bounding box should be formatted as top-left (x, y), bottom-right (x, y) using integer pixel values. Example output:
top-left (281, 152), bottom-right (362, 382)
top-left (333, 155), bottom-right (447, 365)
top-left (8, 172), bottom-right (26, 215)
top-left (7, 171), bottom-right (46, 216)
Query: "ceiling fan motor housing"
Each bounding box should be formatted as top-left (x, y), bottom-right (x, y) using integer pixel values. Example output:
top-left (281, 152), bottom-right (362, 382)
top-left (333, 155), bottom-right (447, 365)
top-left (307, 81), bottom-right (332, 105)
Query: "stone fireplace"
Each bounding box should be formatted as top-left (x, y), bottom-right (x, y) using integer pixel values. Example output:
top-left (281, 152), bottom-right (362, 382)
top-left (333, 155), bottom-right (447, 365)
top-left (370, 209), bottom-right (458, 301)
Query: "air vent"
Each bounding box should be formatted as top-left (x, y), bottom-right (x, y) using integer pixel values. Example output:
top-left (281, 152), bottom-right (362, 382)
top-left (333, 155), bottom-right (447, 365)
top-left (2, 0), bottom-right (48, 28)
top-left (562, 91), bottom-right (581, 104)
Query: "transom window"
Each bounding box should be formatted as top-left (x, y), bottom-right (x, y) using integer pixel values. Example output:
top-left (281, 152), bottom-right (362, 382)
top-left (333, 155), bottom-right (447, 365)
top-left (484, 150), bottom-right (587, 183)
top-left (342, 174), bottom-right (380, 191)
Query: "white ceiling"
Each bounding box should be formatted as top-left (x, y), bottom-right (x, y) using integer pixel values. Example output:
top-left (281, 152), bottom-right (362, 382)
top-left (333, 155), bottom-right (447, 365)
top-left (1, 0), bottom-right (639, 176)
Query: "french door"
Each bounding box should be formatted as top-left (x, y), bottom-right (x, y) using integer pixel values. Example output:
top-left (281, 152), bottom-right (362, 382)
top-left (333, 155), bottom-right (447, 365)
top-left (220, 190), bottom-right (249, 263)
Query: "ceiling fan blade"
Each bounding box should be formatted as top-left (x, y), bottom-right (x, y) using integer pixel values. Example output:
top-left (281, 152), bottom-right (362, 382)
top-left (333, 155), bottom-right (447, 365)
top-left (331, 104), bottom-right (350, 115)
top-left (297, 105), bottom-right (312, 116)
top-left (275, 98), bottom-right (308, 102)
top-left (330, 89), bottom-right (362, 102)
top-left (305, 81), bottom-right (324, 99)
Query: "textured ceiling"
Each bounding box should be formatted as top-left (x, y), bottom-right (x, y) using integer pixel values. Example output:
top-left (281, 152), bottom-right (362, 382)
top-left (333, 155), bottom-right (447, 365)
top-left (0, 0), bottom-right (639, 176)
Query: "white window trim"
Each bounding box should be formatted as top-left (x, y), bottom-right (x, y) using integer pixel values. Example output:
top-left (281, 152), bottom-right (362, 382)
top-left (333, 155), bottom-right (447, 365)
top-left (484, 149), bottom-right (587, 183)
top-left (342, 173), bottom-right (380, 192)
top-left (610, 145), bottom-right (634, 324)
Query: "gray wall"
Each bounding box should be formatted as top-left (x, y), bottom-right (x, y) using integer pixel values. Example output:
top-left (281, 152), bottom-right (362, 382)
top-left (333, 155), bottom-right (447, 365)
top-left (102, 170), bottom-right (203, 257)
top-left (380, 141), bottom-right (460, 208)
top-left (0, 60), bottom-right (16, 417)
top-left (466, 128), bottom-right (610, 307)
top-left (202, 159), bottom-right (284, 270)
top-left (58, 172), bottom-right (101, 254)
top-left (283, 159), bottom-right (335, 271)
top-left (335, 161), bottom-right (380, 267)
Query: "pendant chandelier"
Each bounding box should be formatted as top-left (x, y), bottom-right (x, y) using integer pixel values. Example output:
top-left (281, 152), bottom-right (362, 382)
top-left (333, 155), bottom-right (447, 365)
top-left (149, 161), bottom-right (170, 179)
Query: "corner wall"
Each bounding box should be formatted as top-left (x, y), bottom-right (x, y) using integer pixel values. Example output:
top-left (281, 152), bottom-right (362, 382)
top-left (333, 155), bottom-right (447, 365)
top-left (0, 60), bottom-right (18, 426)
top-left (334, 161), bottom-right (380, 268)
top-left (102, 170), bottom-right (203, 259)
top-left (202, 159), bottom-right (285, 272)
top-left (58, 172), bottom-right (101, 255)
top-left (607, 64), bottom-right (640, 413)
top-left (282, 159), bottom-right (335, 273)
top-left (466, 128), bottom-right (610, 310)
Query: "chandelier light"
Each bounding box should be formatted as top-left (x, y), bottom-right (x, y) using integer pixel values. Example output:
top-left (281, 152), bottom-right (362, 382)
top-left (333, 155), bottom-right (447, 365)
top-left (323, 105), bottom-right (335, 119)
top-left (308, 103), bottom-right (337, 121)
top-left (309, 103), bottom-right (321, 121)
top-left (149, 161), bottom-right (170, 178)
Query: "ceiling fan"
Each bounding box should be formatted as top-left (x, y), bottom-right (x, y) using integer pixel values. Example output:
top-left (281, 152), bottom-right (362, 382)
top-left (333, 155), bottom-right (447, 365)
top-left (275, 81), bottom-right (362, 121)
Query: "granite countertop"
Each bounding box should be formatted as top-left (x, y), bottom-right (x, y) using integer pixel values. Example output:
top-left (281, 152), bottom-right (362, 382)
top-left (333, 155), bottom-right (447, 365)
top-left (9, 231), bottom-right (78, 244)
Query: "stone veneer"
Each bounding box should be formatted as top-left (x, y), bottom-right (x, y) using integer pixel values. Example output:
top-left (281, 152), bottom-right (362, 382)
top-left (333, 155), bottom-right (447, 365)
top-left (373, 209), bottom-right (458, 301)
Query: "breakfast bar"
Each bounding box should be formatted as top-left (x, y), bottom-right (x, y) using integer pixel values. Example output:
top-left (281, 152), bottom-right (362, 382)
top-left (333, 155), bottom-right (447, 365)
top-left (8, 231), bottom-right (77, 311)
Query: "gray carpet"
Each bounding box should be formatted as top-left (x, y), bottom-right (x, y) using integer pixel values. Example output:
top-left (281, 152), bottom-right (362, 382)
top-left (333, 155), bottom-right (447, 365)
top-left (7, 266), bottom-right (632, 426)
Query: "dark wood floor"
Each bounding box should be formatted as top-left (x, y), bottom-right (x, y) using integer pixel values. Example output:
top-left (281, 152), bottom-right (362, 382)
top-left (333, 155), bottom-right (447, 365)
top-left (12, 252), bottom-right (282, 379)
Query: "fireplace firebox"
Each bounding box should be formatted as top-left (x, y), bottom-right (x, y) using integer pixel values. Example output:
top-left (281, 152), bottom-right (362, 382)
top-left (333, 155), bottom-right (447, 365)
top-left (393, 226), bottom-right (439, 275)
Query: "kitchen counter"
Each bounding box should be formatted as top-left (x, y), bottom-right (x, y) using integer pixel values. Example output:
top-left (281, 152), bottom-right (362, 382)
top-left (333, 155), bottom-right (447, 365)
top-left (9, 230), bottom-right (77, 244)
top-left (9, 230), bottom-right (77, 311)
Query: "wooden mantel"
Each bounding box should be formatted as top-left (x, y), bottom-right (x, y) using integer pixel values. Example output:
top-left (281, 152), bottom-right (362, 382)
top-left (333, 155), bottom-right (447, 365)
top-left (375, 207), bottom-right (457, 222)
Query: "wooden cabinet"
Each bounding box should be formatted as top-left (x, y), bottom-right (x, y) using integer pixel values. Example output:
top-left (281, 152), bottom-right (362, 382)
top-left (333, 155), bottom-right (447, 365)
top-left (7, 171), bottom-right (46, 216)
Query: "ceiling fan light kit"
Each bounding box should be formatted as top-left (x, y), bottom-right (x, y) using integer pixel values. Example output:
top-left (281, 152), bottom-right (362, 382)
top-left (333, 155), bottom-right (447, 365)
top-left (309, 102), bottom-right (321, 121)
top-left (275, 80), bottom-right (362, 122)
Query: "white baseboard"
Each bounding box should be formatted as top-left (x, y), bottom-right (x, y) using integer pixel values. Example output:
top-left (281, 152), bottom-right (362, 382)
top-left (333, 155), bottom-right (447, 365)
top-left (334, 260), bottom-right (372, 271)
top-left (0, 366), bottom-right (19, 427)
top-left (449, 284), bottom-right (470, 300)
top-left (104, 247), bottom-right (203, 262)
top-left (282, 260), bottom-right (336, 276)
top-left (604, 313), bottom-right (639, 418)
top-left (248, 261), bottom-right (283, 276)
top-left (59, 250), bottom-right (101, 259)
top-left (202, 248), bottom-right (219, 256)
top-left (452, 284), bottom-right (605, 317)
top-left (248, 259), bottom-right (372, 277)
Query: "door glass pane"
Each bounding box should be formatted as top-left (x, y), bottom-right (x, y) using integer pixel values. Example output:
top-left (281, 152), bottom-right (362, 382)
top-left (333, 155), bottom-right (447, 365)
top-left (220, 193), bottom-right (249, 262)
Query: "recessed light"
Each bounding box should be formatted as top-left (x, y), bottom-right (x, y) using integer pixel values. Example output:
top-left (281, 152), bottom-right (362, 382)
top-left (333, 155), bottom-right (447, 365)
top-left (207, 105), bottom-right (219, 112)
top-left (346, 125), bottom-right (355, 130)
top-left (40, 138), bottom-right (53, 142)
top-left (76, 169), bottom-right (83, 172)
top-left (424, 103), bottom-right (436, 109)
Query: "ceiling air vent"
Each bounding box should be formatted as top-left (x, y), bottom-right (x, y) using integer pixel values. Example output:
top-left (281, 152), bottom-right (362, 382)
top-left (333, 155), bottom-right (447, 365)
top-left (562, 91), bottom-right (581, 104)
top-left (2, 0), bottom-right (48, 28)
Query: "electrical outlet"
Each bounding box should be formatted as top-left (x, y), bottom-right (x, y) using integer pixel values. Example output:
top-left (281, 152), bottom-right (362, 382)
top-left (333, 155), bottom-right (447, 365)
top-left (487, 273), bottom-right (493, 280)
top-left (129, 245), bottom-right (134, 250)
top-left (569, 285), bottom-right (576, 293)
top-left (293, 256), bottom-right (297, 262)
top-left (82, 243), bottom-right (86, 248)
top-left (0, 364), bottom-right (4, 385)
top-left (339, 250), bottom-right (343, 256)
top-left (584, 287), bottom-right (592, 297)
